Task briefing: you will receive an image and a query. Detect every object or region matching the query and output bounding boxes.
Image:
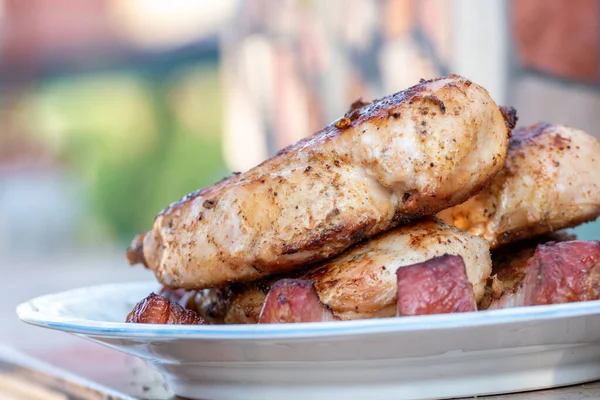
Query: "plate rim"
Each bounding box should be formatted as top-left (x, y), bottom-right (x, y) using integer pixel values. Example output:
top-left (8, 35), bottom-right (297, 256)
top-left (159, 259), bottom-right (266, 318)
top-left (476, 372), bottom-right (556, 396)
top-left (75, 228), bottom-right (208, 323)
top-left (16, 280), bottom-right (600, 340)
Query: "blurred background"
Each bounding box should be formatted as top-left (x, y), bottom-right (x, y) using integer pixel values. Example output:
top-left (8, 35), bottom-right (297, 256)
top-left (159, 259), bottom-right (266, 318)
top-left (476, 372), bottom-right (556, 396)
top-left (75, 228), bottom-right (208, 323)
top-left (1, 0), bottom-right (599, 389)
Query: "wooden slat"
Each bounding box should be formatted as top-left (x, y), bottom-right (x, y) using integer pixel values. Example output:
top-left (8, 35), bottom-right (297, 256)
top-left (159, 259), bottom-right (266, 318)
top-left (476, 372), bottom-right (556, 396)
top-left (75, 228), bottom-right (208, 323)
top-left (0, 345), bottom-right (134, 400)
top-left (0, 372), bottom-right (67, 400)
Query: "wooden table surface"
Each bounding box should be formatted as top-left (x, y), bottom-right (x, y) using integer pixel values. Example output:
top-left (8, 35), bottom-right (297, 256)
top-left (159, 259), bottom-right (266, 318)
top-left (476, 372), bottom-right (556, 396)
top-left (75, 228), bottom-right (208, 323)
top-left (3, 343), bottom-right (600, 400)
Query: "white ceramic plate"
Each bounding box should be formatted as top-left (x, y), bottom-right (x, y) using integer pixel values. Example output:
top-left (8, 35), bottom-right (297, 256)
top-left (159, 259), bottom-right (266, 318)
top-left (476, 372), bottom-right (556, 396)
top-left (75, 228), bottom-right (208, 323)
top-left (16, 280), bottom-right (600, 400)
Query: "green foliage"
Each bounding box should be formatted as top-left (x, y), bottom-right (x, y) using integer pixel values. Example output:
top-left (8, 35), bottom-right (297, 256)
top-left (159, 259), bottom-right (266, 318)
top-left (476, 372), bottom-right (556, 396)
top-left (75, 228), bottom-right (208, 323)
top-left (30, 62), bottom-right (228, 243)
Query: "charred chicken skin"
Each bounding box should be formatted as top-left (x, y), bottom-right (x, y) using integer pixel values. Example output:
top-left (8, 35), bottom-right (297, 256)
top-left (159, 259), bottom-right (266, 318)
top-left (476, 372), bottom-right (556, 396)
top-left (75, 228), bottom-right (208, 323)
top-left (439, 123), bottom-right (600, 249)
top-left (127, 74), bottom-right (514, 290)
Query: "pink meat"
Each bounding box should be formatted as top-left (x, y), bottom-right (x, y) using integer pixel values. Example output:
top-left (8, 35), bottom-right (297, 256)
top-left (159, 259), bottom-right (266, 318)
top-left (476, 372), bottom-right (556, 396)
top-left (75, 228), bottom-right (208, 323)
top-left (258, 279), bottom-right (337, 323)
top-left (524, 240), bottom-right (600, 305)
top-left (396, 254), bottom-right (477, 316)
top-left (489, 240), bottom-right (600, 309)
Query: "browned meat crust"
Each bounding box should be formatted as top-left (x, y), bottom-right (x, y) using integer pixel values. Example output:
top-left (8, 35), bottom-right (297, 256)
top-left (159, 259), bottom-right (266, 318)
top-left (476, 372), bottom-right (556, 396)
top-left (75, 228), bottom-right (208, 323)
top-left (126, 293), bottom-right (208, 325)
top-left (439, 123), bottom-right (600, 249)
top-left (499, 106), bottom-right (518, 132)
top-left (202, 218), bottom-right (490, 323)
top-left (127, 74), bottom-right (513, 289)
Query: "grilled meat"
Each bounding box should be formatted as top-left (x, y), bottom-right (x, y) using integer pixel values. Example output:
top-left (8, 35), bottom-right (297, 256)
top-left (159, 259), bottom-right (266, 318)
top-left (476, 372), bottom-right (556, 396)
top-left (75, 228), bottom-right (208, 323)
top-left (478, 231), bottom-right (575, 310)
top-left (127, 75), bottom-right (513, 289)
top-left (396, 254), bottom-right (477, 316)
top-left (213, 217), bottom-right (491, 323)
top-left (126, 293), bottom-right (207, 325)
top-left (439, 123), bottom-right (600, 249)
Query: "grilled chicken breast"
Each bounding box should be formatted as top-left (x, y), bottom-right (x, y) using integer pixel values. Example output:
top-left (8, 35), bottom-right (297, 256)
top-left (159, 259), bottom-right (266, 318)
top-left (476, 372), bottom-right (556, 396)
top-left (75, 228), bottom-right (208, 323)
top-left (218, 217), bottom-right (491, 323)
top-left (127, 75), bottom-right (513, 289)
top-left (439, 123), bottom-right (600, 249)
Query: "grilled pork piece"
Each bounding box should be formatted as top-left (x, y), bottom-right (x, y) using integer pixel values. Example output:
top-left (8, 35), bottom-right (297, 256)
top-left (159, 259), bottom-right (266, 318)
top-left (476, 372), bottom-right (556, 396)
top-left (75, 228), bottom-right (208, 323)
top-left (149, 286), bottom-right (236, 324)
top-left (478, 231), bottom-right (575, 310)
top-left (209, 217), bottom-right (491, 323)
top-left (487, 240), bottom-right (600, 309)
top-left (127, 75), bottom-right (514, 290)
top-left (396, 254), bottom-right (476, 316)
top-left (439, 123), bottom-right (600, 249)
top-left (258, 279), bottom-right (337, 323)
top-left (126, 293), bottom-right (207, 325)
top-left (192, 287), bottom-right (236, 324)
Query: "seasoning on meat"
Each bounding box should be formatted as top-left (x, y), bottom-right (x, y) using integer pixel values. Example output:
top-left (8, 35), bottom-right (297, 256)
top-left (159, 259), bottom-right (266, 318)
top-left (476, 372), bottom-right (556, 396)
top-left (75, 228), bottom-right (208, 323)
top-left (126, 292), bottom-right (208, 325)
top-left (488, 240), bottom-right (600, 309)
top-left (439, 123), bottom-right (600, 249)
top-left (127, 74), bottom-right (514, 290)
top-left (209, 218), bottom-right (490, 323)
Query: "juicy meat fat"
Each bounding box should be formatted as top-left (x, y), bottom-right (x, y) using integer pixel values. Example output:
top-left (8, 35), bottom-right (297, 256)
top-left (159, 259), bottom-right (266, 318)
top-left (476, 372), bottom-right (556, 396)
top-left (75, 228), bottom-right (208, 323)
top-left (211, 218), bottom-right (491, 323)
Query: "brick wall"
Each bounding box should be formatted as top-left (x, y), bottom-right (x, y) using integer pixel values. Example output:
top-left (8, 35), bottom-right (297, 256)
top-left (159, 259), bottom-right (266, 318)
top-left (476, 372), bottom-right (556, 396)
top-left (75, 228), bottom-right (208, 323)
top-left (508, 0), bottom-right (600, 136)
top-left (221, 0), bottom-right (600, 172)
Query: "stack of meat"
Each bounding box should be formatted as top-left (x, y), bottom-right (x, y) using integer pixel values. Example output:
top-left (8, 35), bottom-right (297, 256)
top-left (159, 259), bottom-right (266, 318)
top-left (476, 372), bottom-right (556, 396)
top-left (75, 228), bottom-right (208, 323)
top-left (124, 75), bottom-right (600, 325)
